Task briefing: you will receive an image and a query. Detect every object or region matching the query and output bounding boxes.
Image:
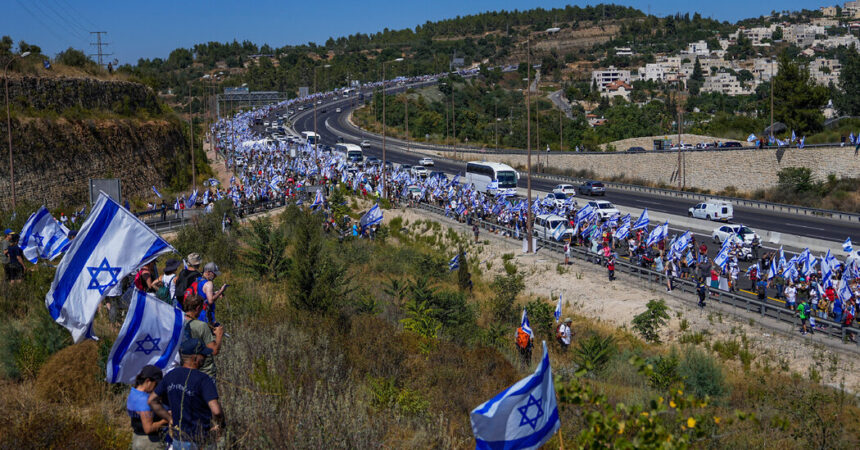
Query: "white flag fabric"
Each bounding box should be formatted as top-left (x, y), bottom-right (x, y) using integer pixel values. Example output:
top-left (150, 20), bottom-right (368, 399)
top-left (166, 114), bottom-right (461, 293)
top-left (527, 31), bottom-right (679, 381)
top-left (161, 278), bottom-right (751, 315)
top-left (632, 208), bottom-right (649, 230)
top-left (45, 193), bottom-right (174, 343)
top-left (554, 295), bottom-right (562, 323)
top-left (470, 342), bottom-right (560, 450)
top-left (105, 289), bottom-right (183, 384)
top-left (844, 238), bottom-right (853, 253)
top-left (20, 206), bottom-right (70, 263)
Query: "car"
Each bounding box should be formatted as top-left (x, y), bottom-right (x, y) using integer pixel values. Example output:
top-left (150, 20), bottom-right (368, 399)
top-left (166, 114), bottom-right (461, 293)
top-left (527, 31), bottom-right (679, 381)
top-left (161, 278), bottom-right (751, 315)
top-left (298, 106), bottom-right (304, 111)
top-left (553, 184), bottom-right (576, 196)
top-left (411, 165), bottom-right (429, 178)
top-left (384, 161), bottom-right (394, 170)
top-left (429, 171), bottom-right (448, 181)
top-left (533, 214), bottom-right (574, 240)
top-left (418, 157), bottom-right (435, 166)
top-left (263, 121), bottom-right (271, 127)
top-left (688, 201), bottom-right (733, 221)
top-left (316, 100), bottom-right (323, 105)
top-left (320, 108), bottom-right (327, 113)
top-left (578, 180), bottom-right (606, 196)
top-left (366, 156), bottom-right (381, 166)
top-left (360, 140), bottom-right (371, 148)
top-left (335, 107), bottom-right (342, 113)
top-left (626, 146), bottom-right (646, 153)
top-left (712, 224), bottom-right (759, 245)
top-left (407, 185), bottom-right (423, 200)
top-left (547, 192), bottom-right (570, 208)
top-left (587, 200), bottom-right (620, 220)
top-left (719, 141), bottom-right (742, 148)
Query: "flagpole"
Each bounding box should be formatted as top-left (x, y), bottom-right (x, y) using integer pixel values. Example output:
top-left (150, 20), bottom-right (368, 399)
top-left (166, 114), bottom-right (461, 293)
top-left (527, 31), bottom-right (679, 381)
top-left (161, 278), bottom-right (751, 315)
top-left (557, 428), bottom-right (565, 450)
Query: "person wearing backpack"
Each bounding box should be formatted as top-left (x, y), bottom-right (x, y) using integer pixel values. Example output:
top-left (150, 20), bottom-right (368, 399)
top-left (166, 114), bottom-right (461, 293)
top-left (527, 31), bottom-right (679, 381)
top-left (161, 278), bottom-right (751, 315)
top-left (134, 262), bottom-right (161, 293)
top-left (174, 253), bottom-right (203, 309)
top-left (515, 325), bottom-right (533, 368)
top-left (157, 259), bottom-right (181, 304)
top-left (184, 262), bottom-right (227, 323)
top-left (182, 295), bottom-right (223, 380)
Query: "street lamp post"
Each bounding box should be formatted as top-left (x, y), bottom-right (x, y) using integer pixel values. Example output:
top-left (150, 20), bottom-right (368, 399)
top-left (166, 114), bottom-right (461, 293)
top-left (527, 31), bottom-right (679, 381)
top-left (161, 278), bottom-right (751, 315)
top-left (526, 37), bottom-right (533, 253)
top-left (381, 57), bottom-right (403, 199)
top-left (4, 51), bottom-right (31, 211)
top-left (313, 64), bottom-right (331, 154)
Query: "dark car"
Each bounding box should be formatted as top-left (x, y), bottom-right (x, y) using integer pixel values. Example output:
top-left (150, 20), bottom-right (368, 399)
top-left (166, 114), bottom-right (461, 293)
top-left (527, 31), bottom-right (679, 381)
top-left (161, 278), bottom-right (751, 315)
top-left (429, 171), bottom-right (448, 181)
top-left (366, 156), bottom-right (381, 166)
top-left (578, 180), bottom-right (606, 196)
top-left (720, 141), bottom-right (742, 148)
top-left (626, 146), bottom-right (646, 153)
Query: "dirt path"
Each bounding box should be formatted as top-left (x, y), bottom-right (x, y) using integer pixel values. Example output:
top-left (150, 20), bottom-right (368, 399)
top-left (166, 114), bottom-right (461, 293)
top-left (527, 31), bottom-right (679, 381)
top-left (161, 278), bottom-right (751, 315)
top-left (204, 140), bottom-right (232, 187)
top-left (387, 206), bottom-right (860, 391)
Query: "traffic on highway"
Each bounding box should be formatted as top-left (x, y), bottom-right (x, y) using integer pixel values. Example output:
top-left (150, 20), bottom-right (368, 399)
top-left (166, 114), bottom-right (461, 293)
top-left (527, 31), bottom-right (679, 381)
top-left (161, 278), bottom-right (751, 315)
top-left (213, 73), bottom-right (860, 341)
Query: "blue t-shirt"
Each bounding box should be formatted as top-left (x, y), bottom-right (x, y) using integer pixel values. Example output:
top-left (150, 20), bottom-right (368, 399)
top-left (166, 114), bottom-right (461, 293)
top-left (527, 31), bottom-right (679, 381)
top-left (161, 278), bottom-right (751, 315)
top-left (127, 387), bottom-right (152, 435)
top-left (153, 368), bottom-right (219, 442)
top-left (6, 245), bottom-right (23, 268)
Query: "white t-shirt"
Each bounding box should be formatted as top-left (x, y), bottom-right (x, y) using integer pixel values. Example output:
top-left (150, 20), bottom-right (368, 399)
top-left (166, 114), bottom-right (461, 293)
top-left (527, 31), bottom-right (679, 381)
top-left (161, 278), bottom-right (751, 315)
top-left (559, 323), bottom-right (571, 345)
top-left (785, 286), bottom-right (797, 303)
top-left (162, 273), bottom-right (177, 300)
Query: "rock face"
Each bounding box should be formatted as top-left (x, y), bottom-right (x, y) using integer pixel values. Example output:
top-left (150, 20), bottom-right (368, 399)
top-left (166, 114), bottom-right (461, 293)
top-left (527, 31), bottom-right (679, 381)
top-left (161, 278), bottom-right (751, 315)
top-left (0, 76), bottom-right (185, 209)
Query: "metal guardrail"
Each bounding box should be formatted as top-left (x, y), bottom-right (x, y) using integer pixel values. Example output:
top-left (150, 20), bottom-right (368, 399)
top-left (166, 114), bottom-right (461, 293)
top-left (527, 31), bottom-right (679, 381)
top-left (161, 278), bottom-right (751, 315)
top-left (415, 202), bottom-right (860, 349)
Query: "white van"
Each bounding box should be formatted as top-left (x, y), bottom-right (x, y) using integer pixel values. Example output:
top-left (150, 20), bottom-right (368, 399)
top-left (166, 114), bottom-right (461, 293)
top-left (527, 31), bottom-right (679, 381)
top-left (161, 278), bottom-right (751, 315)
top-left (688, 201), bottom-right (733, 222)
top-left (533, 214), bottom-right (573, 240)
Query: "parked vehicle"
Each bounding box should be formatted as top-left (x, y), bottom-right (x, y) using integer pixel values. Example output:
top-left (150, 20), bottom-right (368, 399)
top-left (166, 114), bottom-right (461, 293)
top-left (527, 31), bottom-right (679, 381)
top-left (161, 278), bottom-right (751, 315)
top-left (688, 201), bottom-right (733, 221)
top-left (578, 180), bottom-right (606, 196)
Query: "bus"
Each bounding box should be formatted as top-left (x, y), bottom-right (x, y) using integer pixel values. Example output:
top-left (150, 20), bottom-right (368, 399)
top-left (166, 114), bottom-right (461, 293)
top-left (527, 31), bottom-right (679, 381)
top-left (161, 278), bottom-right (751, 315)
top-left (335, 143), bottom-right (363, 164)
top-left (301, 131), bottom-right (320, 145)
top-left (464, 161), bottom-right (518, 196)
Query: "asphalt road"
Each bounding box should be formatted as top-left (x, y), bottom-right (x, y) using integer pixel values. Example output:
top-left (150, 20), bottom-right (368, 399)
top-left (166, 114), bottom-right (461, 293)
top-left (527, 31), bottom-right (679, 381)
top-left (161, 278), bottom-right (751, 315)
top-left (282, 93), bottom-right (860, 247)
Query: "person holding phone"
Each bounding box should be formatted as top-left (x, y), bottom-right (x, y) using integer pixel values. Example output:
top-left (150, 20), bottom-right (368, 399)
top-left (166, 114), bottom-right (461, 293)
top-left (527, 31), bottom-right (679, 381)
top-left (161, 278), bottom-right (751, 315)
top-left (198, 262), bottom-right (227, 323)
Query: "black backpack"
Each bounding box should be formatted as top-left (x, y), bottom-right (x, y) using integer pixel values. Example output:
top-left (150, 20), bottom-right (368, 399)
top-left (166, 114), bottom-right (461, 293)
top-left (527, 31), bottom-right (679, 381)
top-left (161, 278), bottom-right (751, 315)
top-left (174, 269), bottom-right (201, 306)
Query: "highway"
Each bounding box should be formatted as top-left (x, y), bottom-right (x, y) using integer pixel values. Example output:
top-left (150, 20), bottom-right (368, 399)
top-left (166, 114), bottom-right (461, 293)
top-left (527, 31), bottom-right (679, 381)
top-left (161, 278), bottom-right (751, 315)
top-left (282, 91), bottom-right (860, 246)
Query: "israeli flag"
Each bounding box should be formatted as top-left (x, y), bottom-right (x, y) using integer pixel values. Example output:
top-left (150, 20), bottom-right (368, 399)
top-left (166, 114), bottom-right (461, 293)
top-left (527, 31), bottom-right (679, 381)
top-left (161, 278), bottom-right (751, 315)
top-left (575, 204), bottom-right (595, 225)
top-left (645, 222), bottom-right (668, 247)
top-left (105, 289), bottom-right (182, 384)
top-left (488, 180), bottom-right (499, 192)
top-left (20, 206), bottom-right (70, 263)
top-left (152, 186), bottom-right (162, 198)
top-left (791, 130), bottom-right (796, 143)
top-left (45, 193), bottom-right (174, 343)
top-left (515, 221), bottom-right (520, 239)
top-left (312, 189), bottom-right (325, 208)
top-left (520, 308), bottom-right (533, 338)
top-left (554, 294), bottom-right (562, 323)
top-left (799, 136), bottom-right (805, 149)
top-left (470, 342), bottom-right (560, 450)
top-left (844, 238), bottom-right (853, 253)
top-left (746, 133), bottom-right (757, 142)
top-left (767, 256), bottom-right (778, 280)
top-left (714, 245), bottom-right (730, 269)
top-left (449, 253), bottom-right (460, 271)
top-left (185, 189), bottom-right (198, 209)
top-left (360, 204), bottom-right (383, 227)
top-left (632, 209), bottom-right (649, 230)
top-left (551, 221), bottom-right (566, 241)
top-left (838, 280), bottom-right (853, 302)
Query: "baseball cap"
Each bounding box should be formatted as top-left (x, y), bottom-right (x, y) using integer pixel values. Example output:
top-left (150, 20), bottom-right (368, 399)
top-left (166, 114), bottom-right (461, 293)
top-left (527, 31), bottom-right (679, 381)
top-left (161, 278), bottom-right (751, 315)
top-left (138, 365), bottom-right (163, 381)
top-left (3, 228), bottom-right (11, 235)
top-left (186, 253), bottom-right (202, 266)
top-left (180, 338), bottom-right (213, 356)
top-left (564, 317), bottom-right (572, 323)
top-left (203, 262), bottom-right (221, 276)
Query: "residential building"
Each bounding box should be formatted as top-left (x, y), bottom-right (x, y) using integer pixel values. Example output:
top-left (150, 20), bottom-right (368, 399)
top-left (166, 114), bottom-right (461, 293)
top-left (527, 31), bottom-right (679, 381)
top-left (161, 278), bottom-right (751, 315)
top-left (741, 26), bottom-right (775, 46)
top-left (815, 33), bottom-right (860, 49)
top-left (810, 58), bottom-right (841, 85)
top-left (753, 58), bottom-right (779, 81)
top-left (783, 24), bottom-right (825, 47)
top-left (812, 17), bottom-right (839, 27)
top-left (601, 80), bottom-right (633, 101)
top-left (591, 66), bottom-right (631, 92)
top-left (685, 40), bottom-right (710, 56)
top-left (640, 63), bottom-right (666, 82)
top-left (820, 6), bottom-right (838, 17)
top-left (701, 72), bottom-right (748, 96)
top-left (615, 47), bottom-right (634, 56)
top-left (844, 1), bottom-right (860, 18)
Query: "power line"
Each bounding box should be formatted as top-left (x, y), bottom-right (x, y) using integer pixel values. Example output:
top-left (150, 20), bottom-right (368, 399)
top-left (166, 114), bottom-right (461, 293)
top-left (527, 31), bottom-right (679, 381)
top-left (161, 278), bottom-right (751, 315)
top-left (14, 0), bottom-right (69, 44)
top-left (44, 0), bottom-right (92, 38)
top-left (89, 31), bottom-right (112, 68)
top-left (28, 0), bottom-right (89, 43)
top-left (56, 0), bottom-right (99, 30)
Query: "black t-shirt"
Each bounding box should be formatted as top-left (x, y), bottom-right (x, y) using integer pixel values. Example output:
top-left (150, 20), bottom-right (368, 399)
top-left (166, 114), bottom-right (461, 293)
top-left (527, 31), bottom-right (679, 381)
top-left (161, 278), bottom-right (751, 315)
top-left (6, 245), bottom-right (23, 268)
top-left (153, 367), bottom-right (218, 442)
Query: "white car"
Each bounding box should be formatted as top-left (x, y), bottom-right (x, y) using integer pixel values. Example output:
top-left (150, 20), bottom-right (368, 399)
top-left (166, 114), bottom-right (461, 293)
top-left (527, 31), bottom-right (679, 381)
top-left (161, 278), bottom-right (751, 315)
top-left (547, 192), bottom-right (570, 208)
top-left (712, 224), bottom-right (759, 245)
top-left (407, 185), bottom-right (423, 200)
top-left (533, 214), bottom-right (574, 240)
top-left (553, 184), bottom-right (576, 196)
top-left (411, 165), bottom-right (429, 178)
top-left (335, 107), bottom-right (342, 113)
top-left (418, 157), bottom-right (434, 166)
top-left (688, 201), bottom-right (733, 221)
top-left (360, 140), bottom-right (371, 148)
top-left (587, 200), bottom-right (620, 220)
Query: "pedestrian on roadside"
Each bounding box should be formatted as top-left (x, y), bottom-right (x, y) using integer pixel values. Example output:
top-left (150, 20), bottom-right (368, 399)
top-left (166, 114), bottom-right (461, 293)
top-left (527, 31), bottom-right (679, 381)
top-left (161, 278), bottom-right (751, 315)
top-left (607, 254), bottom-right (616, 281)
top-left (784, 281), bottom-right (797, 311)
top-left (798, 298), bottom-right (809, 335)
top-left (564, 239), bottom-right (571, 265)
top-left (127, 365), bottom-right (169, 449)
top-left (696, 277), bottom-right (708, 309)
top-left (556, 318), bottom-right (572, 350)
top-left (174, 253), bottom-right (203, 309)
top-left (182, 295), bottom-right (224, 380)
top-left (472, 223), bottom-right (480, 243)
top-left (515, 324), bottom-right (533, 368)
top-left (148, 339), bottom-right (225, 448)
top-left (3, 233), bottom-right (26, 284)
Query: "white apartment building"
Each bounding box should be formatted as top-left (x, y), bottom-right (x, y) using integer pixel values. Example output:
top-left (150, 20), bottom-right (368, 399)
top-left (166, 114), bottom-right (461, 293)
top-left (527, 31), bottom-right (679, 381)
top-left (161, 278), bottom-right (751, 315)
top-left (615, 47), bottom-right (634, 56)
top-left (640, 63), bottom-right (666, 82)
top-left (591, 66), bottom-right (632, 92)
top-left (844, 1), bottom-right (860, 18)
top-left (701, 72), bottom-right (748, 96)
top-left (685, 40), bottom-right (710, 56)
top-left (741, 26), bottom-right (775, 46)
top-left (752, 58), bottom-right (779, 81)
top-left (783, 24), bottom-right (825, 47)
top-left (814, 34), bottom-right (860, 49)
top-left (810, 58), bottom-right (841, 85)
top-left (820, 6), bottom-right (838, 17)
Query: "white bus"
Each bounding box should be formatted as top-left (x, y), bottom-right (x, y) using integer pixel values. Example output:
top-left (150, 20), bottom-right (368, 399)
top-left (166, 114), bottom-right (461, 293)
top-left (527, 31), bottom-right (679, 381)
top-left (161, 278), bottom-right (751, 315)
top-left (301, 131), bottom-right (320, 145)
top-left (335, 143), bottom-right (363, 163)
top-left (464, 161), bottom-right (518, 196)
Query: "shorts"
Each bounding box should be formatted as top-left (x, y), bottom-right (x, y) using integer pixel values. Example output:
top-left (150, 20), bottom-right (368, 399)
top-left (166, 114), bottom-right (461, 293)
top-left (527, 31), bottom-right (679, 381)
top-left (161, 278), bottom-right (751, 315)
top-left (5, 265), bottom-right (23, 281)
top-left (710, 280), bottom-right (719, 289)
top-left (800, 318), bottom-right (808, 325)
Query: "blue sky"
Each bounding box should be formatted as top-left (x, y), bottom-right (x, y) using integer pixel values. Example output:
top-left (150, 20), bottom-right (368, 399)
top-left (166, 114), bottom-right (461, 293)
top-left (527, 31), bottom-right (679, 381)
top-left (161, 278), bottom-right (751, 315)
top-left (2, 0), bottom-right (830, 64)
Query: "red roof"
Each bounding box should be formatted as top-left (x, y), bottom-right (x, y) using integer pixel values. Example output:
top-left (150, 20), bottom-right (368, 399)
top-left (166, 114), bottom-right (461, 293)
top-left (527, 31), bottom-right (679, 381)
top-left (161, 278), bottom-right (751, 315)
top-left (606, 80), bottom-right (632, 91)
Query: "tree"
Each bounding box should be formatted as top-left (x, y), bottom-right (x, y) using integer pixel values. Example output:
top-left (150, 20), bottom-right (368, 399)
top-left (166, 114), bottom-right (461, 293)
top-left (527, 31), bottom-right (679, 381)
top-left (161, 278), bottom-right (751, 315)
top-left (690, 58), bottom-right (704, 82)
top-left (287, 210), bottom-right (349, 313)
top-left (456, 249), bottom-right (471, 292)
top-left (772, 52), bottom-right (829, 134)
top-left (631, 299), bottom-right (670, 343)
top-left (55, 48), bottom-right (95, 68)
top-left (836, 48), bottom-right (860, 116)
top-left (772, 26), bottom-right (784, 41)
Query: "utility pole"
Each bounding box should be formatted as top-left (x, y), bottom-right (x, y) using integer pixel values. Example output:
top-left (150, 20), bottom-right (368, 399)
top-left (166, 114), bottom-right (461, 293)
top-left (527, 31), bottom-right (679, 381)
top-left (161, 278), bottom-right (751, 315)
top-left (676, 77), bottom-right (683, 190)
top-left (89, 32), bottom-right (112, 69)
top-left (526, 37), bottom-right (533, 254)
top-left (770, 58), bottom-right (774, 143)
top-left (404, 93), bottom-right (409, 152)
top-left (189, 85), bottom-right (196, 191)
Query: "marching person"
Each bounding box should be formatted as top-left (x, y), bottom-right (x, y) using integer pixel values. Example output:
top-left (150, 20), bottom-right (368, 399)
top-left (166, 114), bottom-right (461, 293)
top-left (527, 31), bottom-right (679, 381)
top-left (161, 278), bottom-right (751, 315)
top-left (127, 365), bottom-right (169, 449)
top-left (556, 318), bottom-right (572, 350)
top-left (515, 323), bottom-right (533, 368)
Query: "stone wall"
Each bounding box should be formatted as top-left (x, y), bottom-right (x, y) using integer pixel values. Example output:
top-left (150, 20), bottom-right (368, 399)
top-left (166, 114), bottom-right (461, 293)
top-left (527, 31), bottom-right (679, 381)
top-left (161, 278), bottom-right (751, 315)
top-left (0, 117), bottom-right (185, 209)
top-left (454, 146), bottom-right (860, 192)
top-left (4, 76), bottom-right (162, 116)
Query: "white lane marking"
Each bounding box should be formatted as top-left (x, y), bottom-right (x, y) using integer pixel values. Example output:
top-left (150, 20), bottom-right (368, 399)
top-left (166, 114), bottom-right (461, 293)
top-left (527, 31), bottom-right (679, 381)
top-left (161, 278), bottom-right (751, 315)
top-left (788, 224), bottom-right (825, 231)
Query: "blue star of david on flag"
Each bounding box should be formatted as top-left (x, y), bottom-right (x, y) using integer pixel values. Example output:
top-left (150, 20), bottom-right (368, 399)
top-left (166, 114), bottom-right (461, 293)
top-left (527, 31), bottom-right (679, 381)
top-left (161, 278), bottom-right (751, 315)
top-left (86, 257), bottom-right (122, 295)
top-left (134, 334), bottom-right (162, 355)
top-left (33, 232), bottom-right (44, 248)
top-left (517, 394), bottom-right (544, 430)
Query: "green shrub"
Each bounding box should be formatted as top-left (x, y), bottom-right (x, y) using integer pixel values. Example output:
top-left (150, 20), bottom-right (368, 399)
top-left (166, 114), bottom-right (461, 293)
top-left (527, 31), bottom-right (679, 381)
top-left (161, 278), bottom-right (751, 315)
top-left (574, 334), bottom-right (616, 375)
top-left (648, 349), bottom-right (682, 391)
top-left (679, 347), bottom-right (727, 400)
top-left (631, 299), bottom-right (670, 343)
top-left (488, 274), bottom-right (524, 323)
top-left (238, 217), bottom-right (291, 281)
top-left (524, 298), bottom-right (555, 340)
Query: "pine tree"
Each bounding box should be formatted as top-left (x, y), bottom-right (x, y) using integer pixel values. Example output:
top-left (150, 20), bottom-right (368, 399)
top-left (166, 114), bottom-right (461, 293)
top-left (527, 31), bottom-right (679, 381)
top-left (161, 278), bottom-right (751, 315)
top-left (772, 52), bottom-right (828, 134)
